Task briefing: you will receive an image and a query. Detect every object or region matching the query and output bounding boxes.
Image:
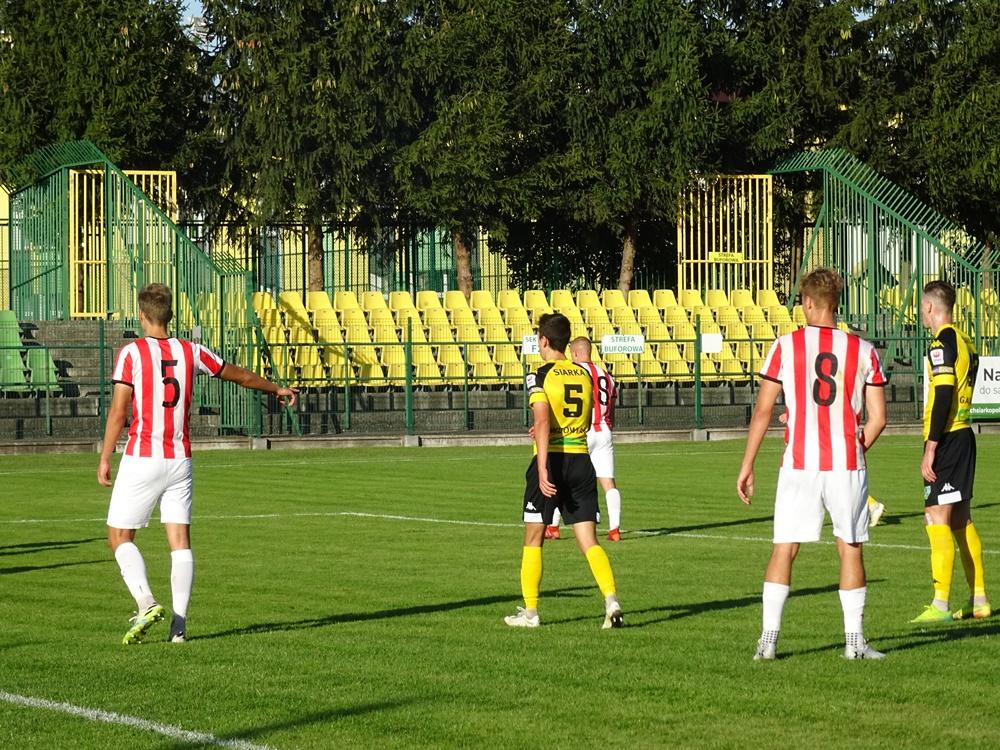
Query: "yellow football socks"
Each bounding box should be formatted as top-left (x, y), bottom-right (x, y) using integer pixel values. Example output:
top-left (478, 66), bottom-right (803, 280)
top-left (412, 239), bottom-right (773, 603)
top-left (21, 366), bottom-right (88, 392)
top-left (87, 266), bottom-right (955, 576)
top-left (954, 523), bottom-right (987, 599)
top-left (585, 545), bottom-right (617, 598)
top-left (520, 546), bottom-right (543, 610)
top-left (926, 524), bottom-right (955, 604)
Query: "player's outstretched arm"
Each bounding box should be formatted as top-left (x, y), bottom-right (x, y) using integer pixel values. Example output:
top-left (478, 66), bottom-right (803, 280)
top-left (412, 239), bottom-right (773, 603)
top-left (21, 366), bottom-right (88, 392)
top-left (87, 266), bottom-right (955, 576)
top-left (98, 384), bottom-right (132, 486)
top-left (737, 379), bottom-right (782, 504)
top-left (219, 363), bottom-right (297, 406)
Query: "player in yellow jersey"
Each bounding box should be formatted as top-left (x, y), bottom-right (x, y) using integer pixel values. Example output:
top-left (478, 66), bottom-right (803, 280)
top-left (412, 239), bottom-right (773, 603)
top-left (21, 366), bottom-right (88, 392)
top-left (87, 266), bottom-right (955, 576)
top-left (504, 313), bottom-right (624, 629)
top-left (911, 280), bottom-right (991, 623)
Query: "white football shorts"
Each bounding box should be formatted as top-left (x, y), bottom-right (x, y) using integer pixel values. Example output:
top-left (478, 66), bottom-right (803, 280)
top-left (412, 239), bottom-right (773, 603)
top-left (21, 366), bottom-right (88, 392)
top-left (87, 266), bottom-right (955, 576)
top-left (107, 455), bottom-right (194, 529)
top-left (773, 467), bottom-right (869, 544)
top-left (587, 428), bottom-right (615, 479)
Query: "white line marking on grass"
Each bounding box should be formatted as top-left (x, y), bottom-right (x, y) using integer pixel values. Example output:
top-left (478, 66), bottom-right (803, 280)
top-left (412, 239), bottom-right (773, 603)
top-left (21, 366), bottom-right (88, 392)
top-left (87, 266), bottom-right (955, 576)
top-left (2, 509), bottom-right (997, 557)
top-left (0, 691), bottom-right (279, 750)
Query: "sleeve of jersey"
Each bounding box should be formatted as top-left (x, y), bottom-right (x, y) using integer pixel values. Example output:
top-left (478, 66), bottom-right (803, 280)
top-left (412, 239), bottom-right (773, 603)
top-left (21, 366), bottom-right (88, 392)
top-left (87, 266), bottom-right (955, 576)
top-left (111, 347), bottom-right (134, 387)
top-left (865, 346), bottom-right (888, 386)
top-left (526, 367), bottom-right (548, 406)
top-left (928, 329), bottom-right (958, 387)
top-left (195, 345), bottom-right (226, 377)
top-left (759, 339), bottom-right (782, 384)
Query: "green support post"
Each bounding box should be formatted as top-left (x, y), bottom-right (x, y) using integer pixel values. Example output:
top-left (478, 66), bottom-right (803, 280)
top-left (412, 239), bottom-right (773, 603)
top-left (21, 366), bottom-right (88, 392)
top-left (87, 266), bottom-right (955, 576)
top-left (405, 319), bottom-right (414, 436)
top-left (98, 319), bottom-right (106, 428)
top-left (693, 317), bottom-right (703, 430)
top-left (462, 343), bottom-right (470, 430)
top-left (636, 352), bottom-right (644, 425)
top-left (344, 345), bottom-right (352, 431)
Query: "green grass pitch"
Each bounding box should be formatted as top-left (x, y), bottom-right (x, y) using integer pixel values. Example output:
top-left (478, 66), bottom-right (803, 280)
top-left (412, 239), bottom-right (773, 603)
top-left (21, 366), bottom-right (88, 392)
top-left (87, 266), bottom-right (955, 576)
top-left (1, 436), bottom-right (998, 749)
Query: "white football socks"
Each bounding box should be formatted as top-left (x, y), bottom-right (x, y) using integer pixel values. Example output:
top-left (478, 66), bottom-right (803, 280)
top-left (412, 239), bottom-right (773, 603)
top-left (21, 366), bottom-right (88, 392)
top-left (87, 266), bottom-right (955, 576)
top-left (605, 488), bottom-right (622, 530)
top-left (762, 581), bottom-right (790, 633)
top-left (170, 548), bottom-right (195, 623)
top-left (839, 586), bottom-right (867, 638)
top-left (114, 542), bottom-right (155, 612)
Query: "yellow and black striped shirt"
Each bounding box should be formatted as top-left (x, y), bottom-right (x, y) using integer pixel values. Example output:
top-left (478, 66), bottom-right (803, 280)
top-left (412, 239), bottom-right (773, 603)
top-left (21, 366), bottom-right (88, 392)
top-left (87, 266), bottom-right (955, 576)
top-left (924, 323), bottom-right (978, 440)
top-left (526, 359), bottom-right (592, 454)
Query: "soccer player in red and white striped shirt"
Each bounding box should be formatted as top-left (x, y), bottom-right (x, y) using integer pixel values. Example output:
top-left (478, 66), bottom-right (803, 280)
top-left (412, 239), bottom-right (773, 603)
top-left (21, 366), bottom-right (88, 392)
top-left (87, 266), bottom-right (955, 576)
top-left (98, 283), bottom-right (296, 645)
top-left (736, 268), bottom-right (887, 661)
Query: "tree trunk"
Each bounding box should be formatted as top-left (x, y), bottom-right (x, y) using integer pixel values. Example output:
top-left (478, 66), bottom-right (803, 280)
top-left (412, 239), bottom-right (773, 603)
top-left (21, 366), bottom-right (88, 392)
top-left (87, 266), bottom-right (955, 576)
top-left (307, 222), bottom-right (324, 293)
top-left (617, 219), bottom-right (637, 294)
top-left (452, 228), bottom-right (474, 297)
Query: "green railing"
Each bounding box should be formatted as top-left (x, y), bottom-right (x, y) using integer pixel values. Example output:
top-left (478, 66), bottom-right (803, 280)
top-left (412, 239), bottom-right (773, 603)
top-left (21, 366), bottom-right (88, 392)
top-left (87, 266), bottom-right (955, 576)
top-left (771, 149), bottom-right (1000, 372)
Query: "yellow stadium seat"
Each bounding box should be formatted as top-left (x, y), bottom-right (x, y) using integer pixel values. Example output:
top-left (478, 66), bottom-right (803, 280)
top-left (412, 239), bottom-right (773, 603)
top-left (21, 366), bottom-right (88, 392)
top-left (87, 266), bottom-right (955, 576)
top-left (361, 291), bottom-right (389, 311)
top-left (440, 361), bottom-right (467, 383)
top-left (415, 363), bottom-right (442, 386)
top-left (480, 322), bottom-right (508, 343)
top-left (611, 306), bottom-right (638, 326)
top-left (742, 305), bottom-right (766, 325)
top-left (499, 360), bottom-right (524, 385)
top-left (450, 307), bottom-right (478, 327)
top-left (470, 290), bottom-right (496, 311)
top-left (638, 354), bottom-right (663, 379)
top-left (288, 325), bottom-right (314, 346)
top-left (550, 289), bottom-right (575, 308)
top-left (262, 325), bottom-right (285, 346)
top-left (523, 289), bottom-right (548, 310)
top-left (497, 289), bottom-right (524, 310)
top-left (606, 355), bottom-right (636, 381)
top-left (628, 289), bottom-right (654, 309)
top-left (504, 307), bottom-right (532, 329)
top-left (645, 321), bottom-right (671, 342)
top-left (389, 291), bottom-right (416, 311)
top-left (256, 308), bottom-right (281, 328)
top-left (576, 290), bottom-right (601, 309)
top-left (715, 354), bottom-right (746, 382)
top-left (444, 290), bottom-right (472, 312)
top-left (343, 322), bottom-right (373, 346)
top-left (653, 289), bottom-right (678, 310)
top-left (751, 321), bottom-right (776, 341)
top-left (437, 343), bottom-right (464, 365)
top-left (583, 307), bottom-right (612, 327)
top-left (478, 306), bottom-right (505, 327)
top-left (334, 290), bottom-right (361, 311)
top-left (792, 305), bottom-right (807, 326)
top-left (618, 320), bottom-right (642, 335)
top-left (306, 291), bottom-right (334, 313)
top-left (422, 307), bottom-right (450, 328)
top-left (590, 321), bottom-right (615, 341)
top-left (767, 305), bottom-right (792, 324)
top-left (636, 306), bottom-right (664, 326)
top-left (602, 289), bottom-right (628, 310)
top-left (296, 344), bottom-right (321, 367)
top-left (705, 289), bottom-right (729, 308)
top-left (472, 361), bottom-right (498, 382)
top-left (656, 342), bottom-right (683, 363)
top-left (680, 289), bottom-right (704, 308)
top-left (509, 322), bottom-right (534, 341)
top-left (298, 363), bottom-right (328, 388)
top-left (715, 306), bottom-right (742, 325)
top-left (729, 289), bottom-right (754, 308)
top-left (663, 306), bottom-right (689, 326)
top-left (381, 362), bottom-right (407, 387)
top-left (494, 344), bottom-right (520, 364)
top-left (664, 357), bottom-right (692, 383)
top-left (252, 291), bottom-right (277, 312)
top-left (416, 290), bottom-right (443, 310)
top-left (757, 289), bottom-right (781, 308)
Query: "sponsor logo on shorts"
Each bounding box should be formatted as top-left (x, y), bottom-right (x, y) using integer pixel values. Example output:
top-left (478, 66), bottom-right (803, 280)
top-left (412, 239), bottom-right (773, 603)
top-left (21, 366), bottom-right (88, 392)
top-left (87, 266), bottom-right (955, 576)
top-left (942, 483), bottom-right (955, 491)
top-left (526, 502), bottom-right (537, 511)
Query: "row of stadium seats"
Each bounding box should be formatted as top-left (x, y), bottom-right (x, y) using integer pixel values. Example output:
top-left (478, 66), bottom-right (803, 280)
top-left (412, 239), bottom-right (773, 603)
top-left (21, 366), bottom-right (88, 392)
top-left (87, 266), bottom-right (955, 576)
top-left (0, 311), bottom-right (61, 394)
top-left (248, 289), bottom-right (792, 388)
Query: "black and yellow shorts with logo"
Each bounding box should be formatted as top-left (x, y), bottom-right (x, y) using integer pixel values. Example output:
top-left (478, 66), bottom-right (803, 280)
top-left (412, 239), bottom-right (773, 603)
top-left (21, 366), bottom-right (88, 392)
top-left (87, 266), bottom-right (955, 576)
top-left (924, 427), bottom-right (976, 507)
top-left (523, 453), bottom-right (599, 524)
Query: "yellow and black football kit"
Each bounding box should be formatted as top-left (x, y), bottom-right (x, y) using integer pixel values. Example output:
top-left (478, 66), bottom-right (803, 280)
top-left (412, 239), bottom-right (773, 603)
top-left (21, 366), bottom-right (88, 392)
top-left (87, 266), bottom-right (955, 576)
top-left (523, 359), bottom-right (598, 524)
top-left (924, 324), bottom-right (978, 506)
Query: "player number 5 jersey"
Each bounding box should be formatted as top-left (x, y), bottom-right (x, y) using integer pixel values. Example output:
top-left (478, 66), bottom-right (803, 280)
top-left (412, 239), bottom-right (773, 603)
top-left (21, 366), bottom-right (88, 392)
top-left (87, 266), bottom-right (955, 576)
top-left (112, 337), bottom-right (225, 459)
top-left (760, 325), bottom-right (886, 471)
top-left (526, 360), bottom-right (593, 454)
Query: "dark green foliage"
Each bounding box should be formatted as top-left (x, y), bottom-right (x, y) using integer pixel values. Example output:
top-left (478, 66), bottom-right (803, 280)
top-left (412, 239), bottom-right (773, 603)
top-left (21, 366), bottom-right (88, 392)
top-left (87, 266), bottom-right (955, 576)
top-left (0, 0), bottom-right (207, 188)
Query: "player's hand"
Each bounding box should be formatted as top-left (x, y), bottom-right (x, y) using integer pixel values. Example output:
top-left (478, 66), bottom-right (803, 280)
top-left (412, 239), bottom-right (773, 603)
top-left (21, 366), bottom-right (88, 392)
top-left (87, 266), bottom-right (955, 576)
top-left (538, 467), bottom-right (557, 498)
top-left (778, 410), bottom-right (788, 425)
top-left (98, 457), bottom-right (113, 487)
top-left (737, 466), bottom-right (754, 505)
top-left (921, 443), bottom-right (937, 483)
top-left (527, 425), bottom-right (536, 439)
top-left (276, 387), bottom-right (297, 407)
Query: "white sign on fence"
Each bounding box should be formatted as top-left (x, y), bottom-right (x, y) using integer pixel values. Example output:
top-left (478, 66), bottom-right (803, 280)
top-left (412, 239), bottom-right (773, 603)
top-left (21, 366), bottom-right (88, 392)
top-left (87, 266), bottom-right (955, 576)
top-left (521, 335), bottom-right (539, 355)
top-left (600, 334), bottom-right (645, 355)
top-left (701, 332), bottom-right (723, 354)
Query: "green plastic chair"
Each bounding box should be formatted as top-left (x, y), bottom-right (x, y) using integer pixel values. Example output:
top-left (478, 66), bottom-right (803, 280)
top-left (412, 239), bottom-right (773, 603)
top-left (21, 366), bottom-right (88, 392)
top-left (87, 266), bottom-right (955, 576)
top-left (26, 348), bottom-right (60, 394)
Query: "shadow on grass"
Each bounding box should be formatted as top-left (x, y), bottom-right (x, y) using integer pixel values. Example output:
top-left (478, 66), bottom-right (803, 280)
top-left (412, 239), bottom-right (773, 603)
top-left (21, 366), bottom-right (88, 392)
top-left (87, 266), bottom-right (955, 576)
top-left (0, 558), bottom-right (106, 576)
top-left (629, 514), bottom-right (772, 539)
top-left (621, 581), bottom-right (889, 629)
top-left (157, 697), bottom-right (422, 750)
top-left (876, 501), bottom-right (1000, 527)
top-left (196, 586), bottom-right (593, 641)
top-left (0, 537), bottom-right (105, 557)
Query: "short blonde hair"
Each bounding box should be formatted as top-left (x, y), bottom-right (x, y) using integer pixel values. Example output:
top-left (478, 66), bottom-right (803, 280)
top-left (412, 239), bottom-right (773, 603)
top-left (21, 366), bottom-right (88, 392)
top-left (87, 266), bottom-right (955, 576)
top-left (799, 268), bottom-right (843, 311)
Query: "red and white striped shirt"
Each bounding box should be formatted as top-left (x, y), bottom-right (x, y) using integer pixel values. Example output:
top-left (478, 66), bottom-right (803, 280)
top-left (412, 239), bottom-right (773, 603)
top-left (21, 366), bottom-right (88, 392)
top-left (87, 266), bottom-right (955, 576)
top-left (112, 337), bottom-right (225, 459)
top-left (760, 325), bottom-right (886, 471)
top-left (582, 362), bottom-right (616, 432)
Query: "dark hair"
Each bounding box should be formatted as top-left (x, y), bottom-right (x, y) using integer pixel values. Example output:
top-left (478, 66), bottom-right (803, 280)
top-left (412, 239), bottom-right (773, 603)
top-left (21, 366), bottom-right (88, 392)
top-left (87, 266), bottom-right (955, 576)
top-left (922, 280), bottom-right (956, 311)
top-left (138, 283), bottom-right (173, 325)
top-left (538, 312), bottom-right (571, 353)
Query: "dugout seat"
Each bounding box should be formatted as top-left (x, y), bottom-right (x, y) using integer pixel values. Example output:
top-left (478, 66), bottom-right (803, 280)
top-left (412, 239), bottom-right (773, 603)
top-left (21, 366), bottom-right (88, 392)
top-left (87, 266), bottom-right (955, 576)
top-left (470, 290), bottom-right (496, 311)
top-left (729, 289), bottom-right (754, 308)
top-left (496, 289), bottom-right (524, 311)
top-left (334, 290), bottom-right (361, 312)
top-left (550, 289), bottom-right (575, 309)
top-left (416, 290), bottom-right (443, 310)
top-left (680, 289), bottom-right (704, 309)
top-left (576, 289), bottom-right (601, 310)
top-left (757, 289), bottom-right (781, 308)
top-left (628, 289), bottom-right (654, 310)
top-left (602, 289), bottom-right (628, 310)
top-left (444, 290), bottom-right (472, 312)
top-left (389, 291), bottom-right (416, 312)
top-left (361, 291), bottom-right (389, 312)
top-left (636, 305), bottom-right (664, 327)
top-left (705, 289), bottom-right (730, 309)
top-left (306, 291), bottom-right (334, 315)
